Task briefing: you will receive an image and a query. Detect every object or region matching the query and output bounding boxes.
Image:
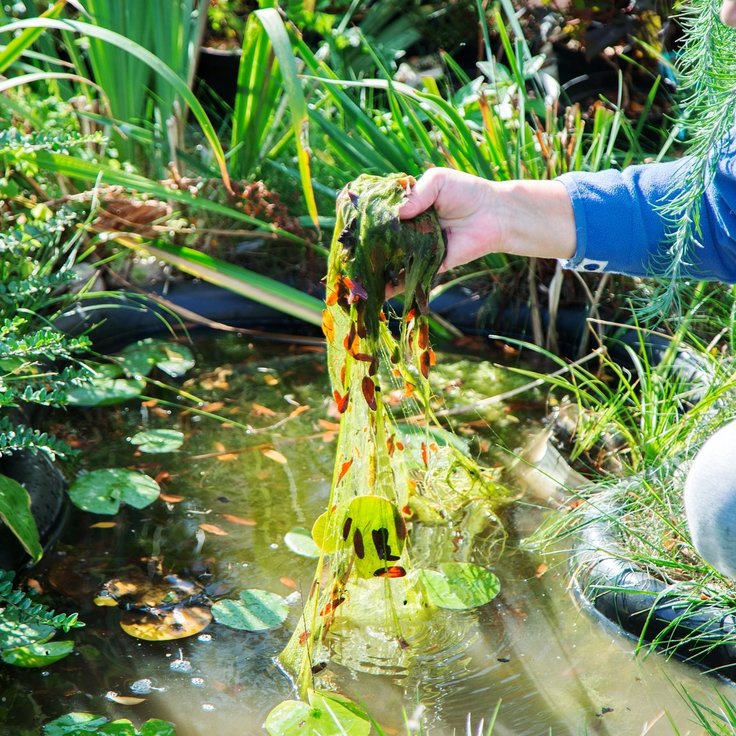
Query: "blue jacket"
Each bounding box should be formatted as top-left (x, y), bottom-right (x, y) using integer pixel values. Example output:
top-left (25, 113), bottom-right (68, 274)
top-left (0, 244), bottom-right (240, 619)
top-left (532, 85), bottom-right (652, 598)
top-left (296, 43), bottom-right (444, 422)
top-left (557, 138), bottom-right (736, 281)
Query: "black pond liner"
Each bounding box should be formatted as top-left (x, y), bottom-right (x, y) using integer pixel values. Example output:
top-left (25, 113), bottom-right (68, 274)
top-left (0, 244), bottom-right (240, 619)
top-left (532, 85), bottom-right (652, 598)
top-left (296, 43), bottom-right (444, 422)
top-left (567, 345), bottom-right (736, 681)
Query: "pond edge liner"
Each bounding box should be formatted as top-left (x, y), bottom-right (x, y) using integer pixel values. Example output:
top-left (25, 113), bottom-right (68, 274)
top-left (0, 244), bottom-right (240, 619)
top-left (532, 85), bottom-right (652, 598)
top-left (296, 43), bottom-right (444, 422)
top-left (570, 496), bottom-right (736, 681)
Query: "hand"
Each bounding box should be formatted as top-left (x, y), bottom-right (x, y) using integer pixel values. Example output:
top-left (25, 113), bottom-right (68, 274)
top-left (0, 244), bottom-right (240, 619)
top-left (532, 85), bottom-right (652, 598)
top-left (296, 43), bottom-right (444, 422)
top-left (398, 167), bottom-right (577, 271)
top-left (399, 168), bottom-right (504, 272)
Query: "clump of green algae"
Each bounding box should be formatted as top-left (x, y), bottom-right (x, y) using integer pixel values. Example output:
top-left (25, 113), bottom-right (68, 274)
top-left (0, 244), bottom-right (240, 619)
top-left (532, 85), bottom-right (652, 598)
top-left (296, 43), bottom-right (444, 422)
top-left (277, 174), bottom-right (506, 697)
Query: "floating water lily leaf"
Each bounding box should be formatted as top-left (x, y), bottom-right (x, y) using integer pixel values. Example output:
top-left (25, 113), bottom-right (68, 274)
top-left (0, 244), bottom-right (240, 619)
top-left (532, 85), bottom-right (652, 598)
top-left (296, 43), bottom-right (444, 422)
top-left (43, 713), bottom-right (176, 736)
top-left (69, 469), bottom-right (160, 515)
top-left (0, 472), bottom-right (42, 561)
top-left (129, 430), bottom-right (184, 454)
top-left (212, 589), bottom-right (288, 631)
top-left (43, 712), bottom-right (109, 735)
top-left (284, 527), bottom-right (321, 558)
top-left (343, 496), bottom-right (407, 579)
top-left (1, 639), bottom-right (74, 667)
top-left (311, 507), bottom-right (342, 553)
top-left (119, 339), bottom-right (195, 378)
top-left (66, 377), bottom-right (146, 407)
top-left (418, 562), bottom-right (500, 610)
top-left (120, 605), bottom-right (211, 641)
top-left (264, 689), bottom-right (371, 736)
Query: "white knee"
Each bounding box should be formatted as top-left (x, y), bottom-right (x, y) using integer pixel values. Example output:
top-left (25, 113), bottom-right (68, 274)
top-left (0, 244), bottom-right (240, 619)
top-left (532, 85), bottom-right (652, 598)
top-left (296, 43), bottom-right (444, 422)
top-left (684, 420), bottom-right (736, 579)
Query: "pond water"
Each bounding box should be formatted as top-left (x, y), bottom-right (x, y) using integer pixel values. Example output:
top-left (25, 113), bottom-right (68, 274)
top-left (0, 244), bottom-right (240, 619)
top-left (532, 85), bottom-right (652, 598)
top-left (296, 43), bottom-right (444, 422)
top-left (1, 335), bottom-right (734, 736)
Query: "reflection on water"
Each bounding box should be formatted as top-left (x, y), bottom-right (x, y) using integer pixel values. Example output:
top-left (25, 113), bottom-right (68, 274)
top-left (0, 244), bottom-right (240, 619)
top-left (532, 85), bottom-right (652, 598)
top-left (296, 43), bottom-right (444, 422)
top-left (1, 335), bottom-right (733, 736)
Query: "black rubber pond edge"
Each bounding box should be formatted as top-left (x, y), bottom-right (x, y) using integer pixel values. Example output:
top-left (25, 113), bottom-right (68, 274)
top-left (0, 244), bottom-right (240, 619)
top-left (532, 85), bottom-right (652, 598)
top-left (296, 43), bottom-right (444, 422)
top-left (0, 451), bottom-right (68, 570)
top-left (571, 496), bottom-right (736, 681)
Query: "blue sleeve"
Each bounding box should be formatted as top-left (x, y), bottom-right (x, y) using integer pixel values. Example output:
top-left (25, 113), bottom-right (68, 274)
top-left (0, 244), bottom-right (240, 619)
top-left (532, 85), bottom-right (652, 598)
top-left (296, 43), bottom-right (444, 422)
top-left (556, 136), bottom-right (736, 282)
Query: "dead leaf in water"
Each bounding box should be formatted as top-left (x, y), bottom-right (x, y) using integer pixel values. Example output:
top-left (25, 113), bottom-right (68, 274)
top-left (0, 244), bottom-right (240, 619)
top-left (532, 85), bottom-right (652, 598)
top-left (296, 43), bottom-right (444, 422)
top-left (213, 441), bottom-right (239, 461)
top-left (261, 448), bottom-right (287, 465)
top-left (221, 513), bottom-right (257, 526)
top-left (289, 405), bottom-right (310, 418)
top-left (106, 695), bottom-right (147, 706)
top-left (263, 374), bottom-right (279, 386)
top-left (120, 605), bottom-right (212, 641)
top-left (199, 523), bottom-right (229, 536)
top-left (160, 493), bottom-right (184, 503)
top-left (252, 402), bottom-right (277, 417)
top-left (90, 521), bottom-right (117, 529)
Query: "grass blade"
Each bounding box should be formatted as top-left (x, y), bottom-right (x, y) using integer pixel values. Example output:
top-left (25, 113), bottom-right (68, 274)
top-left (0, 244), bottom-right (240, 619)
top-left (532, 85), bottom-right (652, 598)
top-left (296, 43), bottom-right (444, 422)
top-left (114, 236), bottom-right (323, 327)
top-left (0, 17), bottom-right (232, 191)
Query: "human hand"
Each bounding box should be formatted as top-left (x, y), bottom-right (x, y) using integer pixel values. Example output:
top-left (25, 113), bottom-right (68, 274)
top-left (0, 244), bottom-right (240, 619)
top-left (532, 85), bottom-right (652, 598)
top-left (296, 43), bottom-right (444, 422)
top-left (398, 168), bottom-right (505, 273)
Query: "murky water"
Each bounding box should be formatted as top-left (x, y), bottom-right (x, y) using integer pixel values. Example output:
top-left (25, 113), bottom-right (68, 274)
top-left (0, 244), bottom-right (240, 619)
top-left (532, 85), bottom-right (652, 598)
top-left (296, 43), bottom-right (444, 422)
top-left (1, 335), bottom-right (733, 736)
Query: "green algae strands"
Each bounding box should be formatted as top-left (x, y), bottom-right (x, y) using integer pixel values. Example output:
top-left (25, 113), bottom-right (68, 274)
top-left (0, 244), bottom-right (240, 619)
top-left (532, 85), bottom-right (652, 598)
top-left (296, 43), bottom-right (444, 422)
top-left (275, 174), bottom-right (506, 705)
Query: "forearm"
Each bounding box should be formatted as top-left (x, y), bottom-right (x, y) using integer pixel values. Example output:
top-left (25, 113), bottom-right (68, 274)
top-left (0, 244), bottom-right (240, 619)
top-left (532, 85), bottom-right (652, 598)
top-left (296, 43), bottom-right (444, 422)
top-left (494, 179), bottom-right (577, 261)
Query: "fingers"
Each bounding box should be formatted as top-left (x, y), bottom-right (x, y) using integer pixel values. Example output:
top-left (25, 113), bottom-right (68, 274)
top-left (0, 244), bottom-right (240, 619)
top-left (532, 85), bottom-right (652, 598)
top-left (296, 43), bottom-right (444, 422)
top-left (398, 168), bottom-right (444, 219)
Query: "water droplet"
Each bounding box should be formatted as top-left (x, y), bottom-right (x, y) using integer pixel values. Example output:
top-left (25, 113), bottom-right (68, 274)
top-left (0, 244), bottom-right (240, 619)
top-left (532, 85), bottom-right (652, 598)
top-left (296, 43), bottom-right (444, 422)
top-left (202, 703), bottom-right (215, 712)
top-left (197, 633), bottom-right (212, 643)
top-left (105, 691), bottom-right (119, 701)
top-left (269, 543), bottom-right (279, 550)
top-left (191, 677), bottom-right (205, 688)
top-left (130, 679), bottom-right (153, 695)
top-left (41, 671), bottom-right (50, 677)
top-left (170, 658), bottom-right (193, 673)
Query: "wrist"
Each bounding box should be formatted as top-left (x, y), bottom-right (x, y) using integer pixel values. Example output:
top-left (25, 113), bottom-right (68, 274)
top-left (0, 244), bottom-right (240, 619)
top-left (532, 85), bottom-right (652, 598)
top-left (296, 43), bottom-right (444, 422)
top-left (496, 179), bottom-right (577, 260)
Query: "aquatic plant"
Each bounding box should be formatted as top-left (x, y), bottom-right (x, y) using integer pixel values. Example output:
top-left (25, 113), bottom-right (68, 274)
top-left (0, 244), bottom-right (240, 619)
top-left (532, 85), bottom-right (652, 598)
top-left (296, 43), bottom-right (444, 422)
top-left (0, 569), bottom-right (82, 668)
top-left (272, 175), bottom-right (506, 728)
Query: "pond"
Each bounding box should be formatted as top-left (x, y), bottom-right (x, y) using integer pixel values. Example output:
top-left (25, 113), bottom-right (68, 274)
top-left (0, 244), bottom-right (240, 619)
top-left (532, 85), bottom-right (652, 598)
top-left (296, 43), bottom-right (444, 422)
top-left (1, 334), bottom-right (734, 735)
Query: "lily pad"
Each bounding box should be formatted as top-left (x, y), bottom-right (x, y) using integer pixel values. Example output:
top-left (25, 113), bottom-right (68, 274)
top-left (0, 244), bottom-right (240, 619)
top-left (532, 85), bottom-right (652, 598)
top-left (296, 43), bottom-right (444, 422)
top-left (66, 377), bottom-right (146, 407)
top-left (43, 713), bottom-right (176, 736)
top-left (0, 472), bottom-right (42, 561)
top-left (118, 339), bottom-right (195, 378)
top-left (68, 469), bottom-right (160, 515)
top-left (120, 606), bottom-right (211, 642)
top-left (129, 429), bottom-right (184, 454)
top-left (418, 562), bottom-right (500, 610)
top-left (1, 639), bottom-right (74, 667)
top-left (212, 589), bottom-right (288, 632)
top-left (284, 527), bottom-right (321, 558)
top-left (265, 689), bottom-right (371, 736)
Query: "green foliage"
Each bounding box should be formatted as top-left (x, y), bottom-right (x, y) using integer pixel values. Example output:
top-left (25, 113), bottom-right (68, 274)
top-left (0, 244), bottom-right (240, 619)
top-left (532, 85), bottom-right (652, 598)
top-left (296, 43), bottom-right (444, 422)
top-left (43, 712), bottom-right (176, 736)
top-left (647, 0), bottom-right (736, 317)
top-left (0, 569), bottom-right (82, 669)
top-left (0, 472), bottom-right (42, 560)
top-left (68, 468), bottom-right (160, 515)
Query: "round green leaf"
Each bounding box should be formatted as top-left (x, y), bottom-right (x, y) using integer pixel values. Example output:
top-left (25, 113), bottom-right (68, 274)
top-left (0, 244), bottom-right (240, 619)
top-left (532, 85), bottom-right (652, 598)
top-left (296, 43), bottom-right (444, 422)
top-left (284, 527), bottom-right (321, 558)
top-left (43, 713), bottom-right (109, 736)
top-left (418, 562), bottom-right (500, 610)
top-left (69, 469), bottom-right (160, 515)
top-left (138, 720), bottom-right (177, 736)
top-left (212, 589), bottom-right (288, 632)
top-left (264, 690), bottom-right (371, 736)
top-left (129, 429), bottom-right (184, 454)
top-left (66, 377), bottom-right (146, 407)
top-left (1, 639), bottom-right (74, 667)
top-left (119, 339), bottom-right (195, 378)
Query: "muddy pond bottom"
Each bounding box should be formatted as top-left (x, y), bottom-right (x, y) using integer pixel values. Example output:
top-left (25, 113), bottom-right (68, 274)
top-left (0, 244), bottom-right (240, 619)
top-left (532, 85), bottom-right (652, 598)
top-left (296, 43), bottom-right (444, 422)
top-left (2, 335), bottom-right (734, 736)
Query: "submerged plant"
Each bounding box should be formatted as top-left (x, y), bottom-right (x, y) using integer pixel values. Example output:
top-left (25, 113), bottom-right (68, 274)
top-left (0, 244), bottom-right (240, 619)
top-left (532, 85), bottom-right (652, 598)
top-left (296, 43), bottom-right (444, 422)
top-left (271, 175), bottom-right (507, 730)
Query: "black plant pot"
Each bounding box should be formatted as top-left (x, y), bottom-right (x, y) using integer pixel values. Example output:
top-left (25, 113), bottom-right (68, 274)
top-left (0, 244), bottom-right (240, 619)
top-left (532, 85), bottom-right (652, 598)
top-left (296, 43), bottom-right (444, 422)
top-left (0, 451), bottom-right (67, 570)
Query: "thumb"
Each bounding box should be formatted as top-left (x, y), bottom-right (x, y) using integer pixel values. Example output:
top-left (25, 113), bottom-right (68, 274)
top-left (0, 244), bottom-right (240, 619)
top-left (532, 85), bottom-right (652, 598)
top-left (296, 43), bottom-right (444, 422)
top-left (399, 171), bottom-right (442, 219)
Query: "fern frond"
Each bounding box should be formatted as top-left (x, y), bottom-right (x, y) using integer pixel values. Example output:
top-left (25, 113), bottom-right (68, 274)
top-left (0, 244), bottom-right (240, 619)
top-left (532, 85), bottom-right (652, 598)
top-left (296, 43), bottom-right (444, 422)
top-left (0, 570), bottom-right (83, 633)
